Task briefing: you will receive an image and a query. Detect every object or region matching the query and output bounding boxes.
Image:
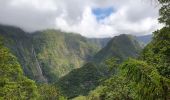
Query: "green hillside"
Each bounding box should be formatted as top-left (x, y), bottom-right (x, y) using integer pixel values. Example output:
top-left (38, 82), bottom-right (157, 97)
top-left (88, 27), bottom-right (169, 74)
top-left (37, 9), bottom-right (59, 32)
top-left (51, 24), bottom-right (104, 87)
top-left (30, 30), bottom-right (100, 82)
top-left (0, 37), bottom-right (39, 99)
top-left (56, 34), bottom-right (142, 98)
top-left (72, 0), bottom-right (170, 99)
top-left (94, 34), bottom-right (142, 63)
top-left (57, 63), bottom-right (110, 98)
top-left (1, 0), bottom-right (170, 99)
top-left (0, 25), bottom-right (100, 83)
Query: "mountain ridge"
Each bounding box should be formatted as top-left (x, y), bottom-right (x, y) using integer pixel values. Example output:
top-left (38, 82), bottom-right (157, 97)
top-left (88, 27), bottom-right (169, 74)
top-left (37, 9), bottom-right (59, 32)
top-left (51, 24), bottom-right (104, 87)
top-left (0, 24), bottom-right (101, 82)
top-left (56, 34), bottom-right (143, 98)
top-left (93, 34), bottom-right (142, 63)
top-left (0, 24), bottom-right (146, 83)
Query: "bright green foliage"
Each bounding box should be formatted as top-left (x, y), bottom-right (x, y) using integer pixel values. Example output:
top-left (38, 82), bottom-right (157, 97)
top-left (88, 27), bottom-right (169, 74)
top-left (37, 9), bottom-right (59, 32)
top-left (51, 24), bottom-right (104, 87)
top-left (87, 86), bottom-right (104, 100)
top-left (72, 95), bottom-right (87, 100)
top-left (0, 37), bottom-right (39, 99)
top-left (88, 59), bottom-right (170, 100)
top-left (121, 59), bottom-right (170, 99)
top-left (38, 84), bottom-right (66, 100)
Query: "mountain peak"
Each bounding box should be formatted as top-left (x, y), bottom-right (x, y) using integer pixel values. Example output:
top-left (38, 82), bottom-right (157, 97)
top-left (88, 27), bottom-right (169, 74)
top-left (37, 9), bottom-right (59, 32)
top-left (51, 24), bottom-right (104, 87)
top-left (93, 34), bottom-right (142, 63)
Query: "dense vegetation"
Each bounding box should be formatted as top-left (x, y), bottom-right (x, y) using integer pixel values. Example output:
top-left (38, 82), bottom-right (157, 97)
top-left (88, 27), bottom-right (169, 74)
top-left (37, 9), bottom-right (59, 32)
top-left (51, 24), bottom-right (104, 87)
top-left (57, 34), bottom-right (142, 98)
top-left (73, 0), bottom-right (170, 99)
top-left (0, 0), bottom-right (169, 99)
top-left (57, 63), bottom-right (110, 98)
top-left (0, 37), bottom-right (66, 99)
top-left (0, 37), bottom-right (38, 99)
top-left (94, 34), bottom-right (142, 63)
top-left (0, 27), bottom-right (102, 83)
top-left (31, 30), bottom-right (100, 82)
top-left (85, 58), bottom-right (170, 100)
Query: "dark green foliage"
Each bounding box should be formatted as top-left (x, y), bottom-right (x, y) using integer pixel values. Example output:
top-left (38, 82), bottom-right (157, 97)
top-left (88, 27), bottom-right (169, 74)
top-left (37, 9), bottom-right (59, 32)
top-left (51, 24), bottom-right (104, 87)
top-left (57, 63), bottom-right (110, 98)
top-left (94, 34), bottom-right (142, 63)
top-left (0, 37), bottom-right (39, 99)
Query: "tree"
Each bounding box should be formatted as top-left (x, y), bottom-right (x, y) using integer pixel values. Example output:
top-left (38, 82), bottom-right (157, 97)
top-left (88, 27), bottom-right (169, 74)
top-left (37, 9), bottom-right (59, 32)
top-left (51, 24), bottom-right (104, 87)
top-left (87, 0), bottom-right (170, 99)
top-left (38, 83), bottom-right (66, 100)
top-left (158, 0), bottom-right (170, 26)
top-left (88, 59), bottom-right (170, 100)
top-left (141, 0), bottom-right (170, 79)
top-left (0, 37), bottom-right (39, 99)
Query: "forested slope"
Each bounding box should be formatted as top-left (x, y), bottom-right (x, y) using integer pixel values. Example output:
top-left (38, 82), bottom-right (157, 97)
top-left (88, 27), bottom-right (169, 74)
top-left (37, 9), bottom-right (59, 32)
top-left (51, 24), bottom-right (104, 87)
top-left (0, 25), bottom-right (101, 82)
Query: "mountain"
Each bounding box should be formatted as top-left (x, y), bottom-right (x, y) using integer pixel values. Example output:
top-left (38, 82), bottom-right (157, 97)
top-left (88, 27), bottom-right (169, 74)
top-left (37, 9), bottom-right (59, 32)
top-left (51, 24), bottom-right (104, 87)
top-left (0, 24), bottom-right (143, 84)
top-left (136, 34), bottom-right (152, 45)
top-left (56, 34), bottom-right (143, 98)
top-left (0, 38), bottom-right (39, 99)
top-left (93, 34), bottom-right (142, 63)
top-left (87, 38), bottom-right (111, 48)
top-left (0, 24), bottom-right (101, 83)
top-left (87, 34), bottom-right (152, 49)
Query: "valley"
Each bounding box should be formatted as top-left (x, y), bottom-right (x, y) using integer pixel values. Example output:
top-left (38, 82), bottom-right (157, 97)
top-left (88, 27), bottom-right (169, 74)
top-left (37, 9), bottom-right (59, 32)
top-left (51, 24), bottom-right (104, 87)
top-left (1, 0), bottom-right (170, 98)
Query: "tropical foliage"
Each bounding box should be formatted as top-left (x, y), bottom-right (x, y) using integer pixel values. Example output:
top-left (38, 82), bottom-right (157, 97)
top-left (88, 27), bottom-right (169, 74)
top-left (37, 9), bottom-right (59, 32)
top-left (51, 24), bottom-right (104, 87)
top-left (1, 0), bottom-right (170, 99)
top-left (0, 37), bottom-right (39, 99)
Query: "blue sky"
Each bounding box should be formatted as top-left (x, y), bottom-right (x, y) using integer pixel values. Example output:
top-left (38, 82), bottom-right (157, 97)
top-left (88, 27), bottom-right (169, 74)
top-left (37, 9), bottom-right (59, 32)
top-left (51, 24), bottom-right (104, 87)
top-left (92, 7), bottom-right (115, 21)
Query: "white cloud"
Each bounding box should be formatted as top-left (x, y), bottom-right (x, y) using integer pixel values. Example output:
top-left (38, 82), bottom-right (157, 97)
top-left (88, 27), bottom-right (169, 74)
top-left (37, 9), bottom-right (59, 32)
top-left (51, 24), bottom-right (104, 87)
top-left (9, 0), bottom-right (57, 11)
top-left (0, 0), bottom-right (163, 37)
top-left (55, 7), bottom-right (116, 37)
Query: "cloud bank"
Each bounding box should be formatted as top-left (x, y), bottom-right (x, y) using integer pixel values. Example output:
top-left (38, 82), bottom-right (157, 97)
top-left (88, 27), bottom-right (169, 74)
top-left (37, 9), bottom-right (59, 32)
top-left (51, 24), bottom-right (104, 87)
top-left (0, 0), bottom-right (163, 37)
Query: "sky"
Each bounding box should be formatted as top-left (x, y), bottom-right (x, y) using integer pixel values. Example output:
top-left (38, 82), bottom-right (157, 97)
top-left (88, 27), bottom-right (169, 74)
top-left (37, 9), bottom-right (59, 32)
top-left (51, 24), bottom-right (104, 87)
top-left (0, 0), bottom-right (163, 38)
